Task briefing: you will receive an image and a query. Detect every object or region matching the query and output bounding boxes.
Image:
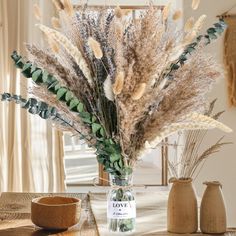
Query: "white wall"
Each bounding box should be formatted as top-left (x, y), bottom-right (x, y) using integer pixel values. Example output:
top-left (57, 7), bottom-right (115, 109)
top-left (183, 0), bottom-right (236, 226)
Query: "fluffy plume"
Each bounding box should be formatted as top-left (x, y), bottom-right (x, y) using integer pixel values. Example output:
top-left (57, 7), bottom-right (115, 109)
top-left (147, 114), bottom-right (232, 148)
top-left (37, 24), bottom-right (93, 84)
top-left (114, 6), bottom-right (123, 18)
top-left (185, 112), bottom-right (232, 133)
top-left (62, 0), bottom-right (74, 16)
top-left (131, 83), bottom-right (147, 100)
top-left (173, 10), bottom-right (182, 21)
top-left (183, 31), bottom-right (197, 45)
top-left (33, 4), bottom-right (41, 21)
top-left (162, 3), bottom-right (171, 21)
top-left (47, 36), bottom-right (60, 53)
top-left (51, 17), bottom-right (61, 29)
top-left (88, 37), bottom-right (103, 59)
top-left (193, 14), bottom-right (207, 33)
top-left (103, 76), bottom-right (114, 101)
top-left (184, 17), bottom-right (195, 32)
top-left (52, 0), bottom-right (64, 11)
top-left (113, 71), bottom-right (124, 95)
top-left (192, 0), bottom-right (201, 10)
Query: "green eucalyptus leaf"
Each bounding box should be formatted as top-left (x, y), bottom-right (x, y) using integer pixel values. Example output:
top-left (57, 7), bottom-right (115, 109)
top-left (69, 98), bottom-right (80, 110)
top-left (92, 115), bottom-right (97, 123)
top-left (110, 153), bottom-right (120, 163)
top-left (32, 69), bottom-right (43, 83)
top-left (77, 103), bottom-right (84, 113)
top-left (92, 123), bottom-right (101, 134)
top-left (22, 63), bottom-right (32, 78)
top-left (99, 127), bottom-right (105, 137)
top-left (57, 87), bottom-right (68, 100)
top-left (31, 64), bottom-right (38, 74)
top-left (114, 161), bottom-right (121, 171)
top-left (47, 80), bottom-right (59, 92)
top-left (65, 91), bottom-right (73, 102)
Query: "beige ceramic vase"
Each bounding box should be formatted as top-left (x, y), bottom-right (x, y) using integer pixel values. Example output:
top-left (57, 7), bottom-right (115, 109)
top-left (200, 181), bottom-right (227, 234)
top-left (167, 178), bottom-right (198, 233)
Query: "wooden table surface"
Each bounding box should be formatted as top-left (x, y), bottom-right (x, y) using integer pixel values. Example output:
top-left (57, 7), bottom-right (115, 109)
top-left (0, 192), bottom-right (99, 236)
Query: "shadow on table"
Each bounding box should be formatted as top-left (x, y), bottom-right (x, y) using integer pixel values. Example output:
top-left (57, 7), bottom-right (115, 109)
top-left (0, 226), bottom-right (67, 236)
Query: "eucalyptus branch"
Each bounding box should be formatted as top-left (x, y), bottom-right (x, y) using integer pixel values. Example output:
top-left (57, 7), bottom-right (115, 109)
top-left (9, 51), bottom-right (129, 176)
top-left (154, 19), bottom-right (227, 88)
top-left (0, 93), bottom-right (90, 140)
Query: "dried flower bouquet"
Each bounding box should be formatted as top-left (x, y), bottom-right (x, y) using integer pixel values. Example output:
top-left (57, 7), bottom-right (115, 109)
top-left (1, 1), bottom-right (232, 177)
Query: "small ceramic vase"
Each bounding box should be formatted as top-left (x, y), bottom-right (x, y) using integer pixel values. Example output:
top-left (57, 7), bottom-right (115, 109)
top-left (200, 181), bottom-right (227, 234)
top-left (167, 178), bottom-right (198, 233)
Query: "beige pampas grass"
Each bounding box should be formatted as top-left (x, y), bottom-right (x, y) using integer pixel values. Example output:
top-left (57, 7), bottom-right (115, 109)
top-left (52, 0), bottom-right (64, 11)
top-left (184, 17), bottom-right (195, 32)
top-left (183, 31), bottom-right (197, 45)
top-left (147, 117), bottom-right (231, 148)
top-left (162, 3), bottom-right (171, 21)
top-left (147, 111), bottom-right (232, 148)
top-left (103, 76), bottom-right (114, 101)
top-left (114, 6), bottom-right (123, 18)
top-left (62, 0), bottom-right (74, 16)
top-left (33, 4), bottom-right (41, 21)
top-left (51, 17), bottom-right (61, 29)
top-left (113, 71), bottom-right (124, 95)
top-left (37, 24), bottom-right (93, 85)
top-left (193, 14), bottom-right (207, 33)
top-left (47, 36), bottom-right (60, 53)
top-left (131, 83), bottom-right (147, 100)
top-left (192, 0), bottom-right (201, 10)
top-left (88, 37), bottom-right (103, 59)
top-left (186, 112), bottom-right (233, 133)
top-left (173, 10), bottom-right (182, 21)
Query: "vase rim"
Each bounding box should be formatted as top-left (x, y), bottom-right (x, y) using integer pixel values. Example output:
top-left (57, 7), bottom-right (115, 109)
top-left (203, 181), bottom-right (222, 187)
top-left (169, 177), bottom-right (192, 184)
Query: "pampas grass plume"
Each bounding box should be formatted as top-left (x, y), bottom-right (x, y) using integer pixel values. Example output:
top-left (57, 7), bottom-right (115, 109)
top-left (33, 4), bottom-right (41, 21)
top-left (131, 83), bottom-right (147, 100)
top-left (192, 0), bottom-right (201, 10)
top-left (37, 24), bottom-right (92, 84)
top-left (184, 17), bottom-right (195, 32)
top-left (193, 14), bottom-right (207, 33)
top-left (162, 3), bottom-right (171, 21)
top-left (47, 36), bottom-right (60, 53)
top-left (88, 37), bottom-right (103, 59)
top-left (113, 71), bottom-right (125, 95)
top-left (183, 31), bottom-right (197, 45)
top-left (62, 0), bottom-right (74, 16)
top-left (51, 17), bottom-right (61, 29)
top-left (173, 10), bottom-right (182, 21)
top-left (103, 76), bottom-right (114, 101)
top-left (114, 6), bottom-right (123, 18)
top-left (52, 0), bottom-right (64, 11)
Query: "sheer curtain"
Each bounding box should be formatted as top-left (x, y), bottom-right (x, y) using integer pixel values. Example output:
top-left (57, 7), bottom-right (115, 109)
top-left (0, 0), bottom-right (65, 192)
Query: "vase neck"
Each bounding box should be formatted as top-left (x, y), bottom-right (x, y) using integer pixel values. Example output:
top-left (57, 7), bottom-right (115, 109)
top-left (110, 174), bottom-right (133, 186)
top-left (169, 177), bottom-right (193, 184)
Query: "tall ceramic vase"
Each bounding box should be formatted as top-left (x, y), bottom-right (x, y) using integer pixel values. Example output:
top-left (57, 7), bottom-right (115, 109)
top-left (200, 181), bottom-right (227, 234)
top-left (167, 178), bottom-right (198, 233)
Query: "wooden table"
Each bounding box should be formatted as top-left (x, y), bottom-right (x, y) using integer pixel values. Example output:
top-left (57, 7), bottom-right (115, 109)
top-left (1, 192), bottom-right (236, 236)
top-left (0, 192), bottom-right (99, 236)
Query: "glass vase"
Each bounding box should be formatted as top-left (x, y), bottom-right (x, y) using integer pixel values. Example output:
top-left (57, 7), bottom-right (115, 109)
top-left (107, 174), bottom-right (136, 233)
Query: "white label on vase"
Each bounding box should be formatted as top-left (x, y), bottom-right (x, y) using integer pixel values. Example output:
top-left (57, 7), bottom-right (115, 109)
top-left (107, 201), bottom-right (136, 219)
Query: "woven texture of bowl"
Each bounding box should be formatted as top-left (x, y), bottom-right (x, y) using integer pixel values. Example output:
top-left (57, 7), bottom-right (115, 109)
top-left (31, 196), bottom-right (81, 230)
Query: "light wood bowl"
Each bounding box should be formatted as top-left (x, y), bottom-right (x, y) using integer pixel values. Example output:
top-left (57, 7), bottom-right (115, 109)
top-left (31, 196), bottom-right (81, 230)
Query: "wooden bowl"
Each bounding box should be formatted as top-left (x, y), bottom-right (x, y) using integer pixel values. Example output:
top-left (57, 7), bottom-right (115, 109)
top-left (31, 196), bottom-right (81, 230)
